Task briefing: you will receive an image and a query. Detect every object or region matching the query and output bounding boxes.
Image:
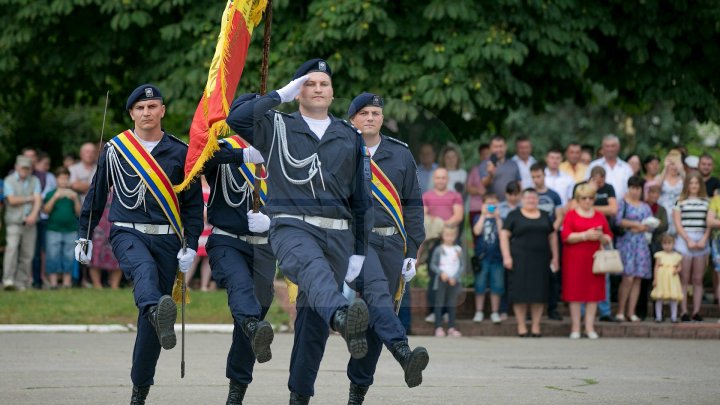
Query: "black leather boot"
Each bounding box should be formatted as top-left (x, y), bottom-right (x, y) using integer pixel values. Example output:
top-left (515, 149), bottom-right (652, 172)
top-left (390, 341), bottom-right (429, 388)
top-left (289, 391), bottom-right (310, 405)
top-left (347, 383), bottom-right (369, 405)
top-left (226, 380), bottom-right (248, 405)
top-left (332, 299), bottom-right (369, 359)
top-left (147, 295), bottom-right (177, 350)
top-left (241, 317), bottom-right (274, 363)
top-left (130, 385), bottom-right (149, 405)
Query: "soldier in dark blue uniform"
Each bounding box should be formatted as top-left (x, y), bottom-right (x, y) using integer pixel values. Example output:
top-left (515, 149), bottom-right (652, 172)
top-left (202, 94), bottom-right (277, 404)
top-left (76, 84), bottom-right (204, 405)
top-left (344, 93), bottom-right (429, 404)
top-left (226, 59), bottom-right (374, 404)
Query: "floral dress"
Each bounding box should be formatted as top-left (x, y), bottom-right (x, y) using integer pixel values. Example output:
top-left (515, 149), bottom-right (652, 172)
top-left (615, 199), bottom-right (652, 279)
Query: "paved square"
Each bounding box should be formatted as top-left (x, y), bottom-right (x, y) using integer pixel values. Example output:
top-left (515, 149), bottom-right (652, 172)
top-left (1, 332), bottom-right (718, 404)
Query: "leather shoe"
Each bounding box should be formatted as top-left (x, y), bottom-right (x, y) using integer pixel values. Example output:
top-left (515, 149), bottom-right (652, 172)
top-left (598, 314), bottom-right (616, 322)
top-left (548, 311), bottom-right (562, 321)
top-left (147, 295), bottom-right (177, 350)
top-left (241, 318), bottom-right (274, 363)
top-left (332, 299), bottom-right (369, 359)
top-left (390, 341), bottom-right (429, 388)
top-left (226, 380), bottom-right (247, 405)
top-left (289, 392), bottom-right (310, 405)
top-left (130, 385), bottom-right (150, 405)
top-left (348, 383), bottom-right (369, 405)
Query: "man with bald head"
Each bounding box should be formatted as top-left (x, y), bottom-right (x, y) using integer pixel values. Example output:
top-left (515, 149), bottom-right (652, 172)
top-left (69, 142), bottom-right (98, 205)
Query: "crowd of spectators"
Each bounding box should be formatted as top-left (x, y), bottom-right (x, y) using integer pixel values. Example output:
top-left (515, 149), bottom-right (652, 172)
top-left (418, 134), bottom-right (720, 338)
top-left (0, 144), bottom-right (211, 292)
top-left (4, 135), bottom-right (720, 339)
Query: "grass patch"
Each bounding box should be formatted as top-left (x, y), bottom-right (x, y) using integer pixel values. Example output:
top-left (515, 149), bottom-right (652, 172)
top-left (575, 378), bottom-right (599, 387)
top-left (544, 386), bottom-right (586, 394)
top-left (0, 289), bottom-right (289, 326)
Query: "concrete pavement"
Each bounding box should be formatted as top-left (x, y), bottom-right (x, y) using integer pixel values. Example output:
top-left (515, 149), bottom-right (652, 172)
top-left (1, 332), bottom-right (719, 404)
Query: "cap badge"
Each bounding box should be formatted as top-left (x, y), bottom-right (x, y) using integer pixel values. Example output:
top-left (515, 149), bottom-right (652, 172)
top-left (144, 88), bottom-right (153, 98)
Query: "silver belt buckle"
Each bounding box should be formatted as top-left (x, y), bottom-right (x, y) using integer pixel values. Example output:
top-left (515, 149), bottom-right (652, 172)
top-left (145, 224), bottom-right (159, 234)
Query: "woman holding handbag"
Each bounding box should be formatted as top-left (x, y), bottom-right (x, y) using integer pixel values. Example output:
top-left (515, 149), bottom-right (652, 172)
top-left (561, 183), bottom-right (613, 339)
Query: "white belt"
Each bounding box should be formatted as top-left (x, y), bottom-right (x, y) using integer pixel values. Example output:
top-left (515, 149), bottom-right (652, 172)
top-left (274, 214), bottom-right (349, 230)
top-left (372, 226), bottom-right (398, 236)
top-left (114, 222), bottom-right (174, 235)
top-left (212, 227), bottom-right (268, 244)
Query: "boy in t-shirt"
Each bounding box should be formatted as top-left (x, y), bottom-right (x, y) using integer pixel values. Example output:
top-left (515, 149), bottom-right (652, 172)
top-left (43, 167), bottom-right (81, 288)
top-left (471, 193), bottom-right (504, 323)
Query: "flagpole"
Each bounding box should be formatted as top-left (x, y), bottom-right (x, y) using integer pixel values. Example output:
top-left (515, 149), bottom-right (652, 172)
top-left (254, 0), bottom-right (272, 213)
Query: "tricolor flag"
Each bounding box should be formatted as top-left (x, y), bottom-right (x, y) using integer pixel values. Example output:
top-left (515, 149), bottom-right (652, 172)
top-left (175, 0), bottom-right (268, 192)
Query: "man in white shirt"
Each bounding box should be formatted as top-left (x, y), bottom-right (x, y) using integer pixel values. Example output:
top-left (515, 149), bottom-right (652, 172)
top-left (69, 142), bottom-right (98, 205)
top-left (544, 148), bottom-right (574, 206)
top-left (511, 136), bottom-right (536, 189)
top-left (586, 135), bottom-right (633, 200)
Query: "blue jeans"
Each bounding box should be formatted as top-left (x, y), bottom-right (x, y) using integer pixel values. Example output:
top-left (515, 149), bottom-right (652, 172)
top-left (474, 259), bottom-right (504, 295)
top-left (596, 274), bottom-right (611, 317)
top-left (45, 230), bottom-right (75, 274)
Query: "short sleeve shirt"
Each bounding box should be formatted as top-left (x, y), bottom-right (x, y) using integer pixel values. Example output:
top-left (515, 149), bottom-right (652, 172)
top-left (44, 190), bottom-right (78, 232)
top-left (422, 190), bottom-right (463, 221)
top-left (479, 158), bottom-right (521, 201)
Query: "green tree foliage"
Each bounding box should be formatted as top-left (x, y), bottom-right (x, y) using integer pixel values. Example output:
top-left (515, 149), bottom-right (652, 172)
top-left (1, 0), bottom-right (719, 167)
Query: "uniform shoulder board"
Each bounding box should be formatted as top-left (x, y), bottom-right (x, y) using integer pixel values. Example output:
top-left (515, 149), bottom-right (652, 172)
top-left (272, 109), bottom-right (293, 118)
top-left (167, 134), bottom-right (189, 147)
top-left (341, 119), bottom-right (363, 136)
top-left (385, 136), bottom-right (409, 148)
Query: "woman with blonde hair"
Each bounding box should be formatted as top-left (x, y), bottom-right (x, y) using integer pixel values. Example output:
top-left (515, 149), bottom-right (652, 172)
top-left (561, 183), bottom-right (613, 339)
top-left (673, 171), bottom-right (710, 322)
top-left (432, 143), bottom-right (467, 194)
top-left (659, 152), bottom-right (685, 234)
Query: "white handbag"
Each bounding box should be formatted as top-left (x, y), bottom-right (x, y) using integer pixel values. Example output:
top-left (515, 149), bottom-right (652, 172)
top-left (592, 242), bottom-right (624, 274)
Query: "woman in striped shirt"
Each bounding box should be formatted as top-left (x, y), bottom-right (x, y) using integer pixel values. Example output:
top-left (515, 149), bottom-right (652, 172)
top-left (672, 171), bottom-right (710, 322)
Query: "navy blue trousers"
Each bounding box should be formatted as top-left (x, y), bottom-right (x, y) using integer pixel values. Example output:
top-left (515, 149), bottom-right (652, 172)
top-left (347, 233), bottom-right (407, 386)
top-left (207, 234), bottom-right (275, 385)
top-left (109, 226), bottom-right (180, 387)
top-left (269, 218), bottom-right (353, 397)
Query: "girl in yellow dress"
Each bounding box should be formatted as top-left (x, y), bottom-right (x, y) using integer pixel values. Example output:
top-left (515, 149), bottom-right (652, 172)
top-left (651, 234), bottom-right (684, 322)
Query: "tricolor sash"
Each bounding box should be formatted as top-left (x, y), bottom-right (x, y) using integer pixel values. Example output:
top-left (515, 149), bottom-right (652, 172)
top-left (108, 130), bottom-right (183, 239)
top-left (221, 135), bottom-right (268, 205)
top-left (370, 160), bottom-right (407, 251)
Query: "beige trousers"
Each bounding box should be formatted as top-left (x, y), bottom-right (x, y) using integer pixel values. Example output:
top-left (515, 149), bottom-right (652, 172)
top-left (2, 223), bottom-right (37, 289)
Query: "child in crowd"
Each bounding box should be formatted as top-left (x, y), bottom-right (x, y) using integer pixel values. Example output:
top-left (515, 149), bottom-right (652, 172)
top-left (431, 225), bottom-right (464, 337)
top-left (650, 234), bottom-right (683, 323)
top-left (43, 167), bottom-right (81, 288)
top-left (471, 193), bottom-right (504, 324)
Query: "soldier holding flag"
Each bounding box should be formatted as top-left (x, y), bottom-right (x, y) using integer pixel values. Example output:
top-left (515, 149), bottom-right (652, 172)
top-left (203, 94), bottom-right (277, 405)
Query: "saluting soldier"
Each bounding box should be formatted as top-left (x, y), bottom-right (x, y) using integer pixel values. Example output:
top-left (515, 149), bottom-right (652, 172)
top-left (202, 93), bottom-right (276, 404)
top-left (226, 58), bottom-right (374, 404)
top-left (75, 84), bottom-right (203, 405)
top-left (344, 93), bottom-right (429, 404)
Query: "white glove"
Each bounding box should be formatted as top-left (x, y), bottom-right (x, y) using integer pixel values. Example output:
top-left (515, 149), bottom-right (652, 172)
top-left (247, 211), bottom-right (271, 233)
top-left (242, 146), bottom-right (265, 164)
top-left (402, 258), bottom-right (417, 282)
top-left (177, 248), bottom-right (197, 274)
top-left (74, 239), bottom-right (93, 264)
top-left (345, 255), bottom-right (365, 283)
top-left (276, 75), bottom-right (309, 103)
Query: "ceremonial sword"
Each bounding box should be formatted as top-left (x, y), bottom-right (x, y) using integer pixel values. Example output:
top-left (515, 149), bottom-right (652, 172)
top-left (79, 91), bottom-right (110, 257)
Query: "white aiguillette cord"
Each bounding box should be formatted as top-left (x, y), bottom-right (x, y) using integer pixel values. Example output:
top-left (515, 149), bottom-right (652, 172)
top-left (261, 112), bottom-right (325, 198)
